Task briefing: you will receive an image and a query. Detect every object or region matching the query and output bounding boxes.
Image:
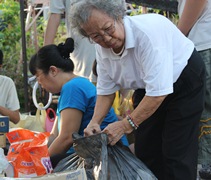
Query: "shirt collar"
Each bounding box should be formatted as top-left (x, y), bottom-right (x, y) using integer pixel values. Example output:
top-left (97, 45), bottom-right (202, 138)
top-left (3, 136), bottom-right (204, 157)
top-left (124, 16), bottom-right (136, 50)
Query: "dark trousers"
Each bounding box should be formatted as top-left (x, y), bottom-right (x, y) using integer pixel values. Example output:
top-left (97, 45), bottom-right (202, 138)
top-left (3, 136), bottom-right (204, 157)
top-left (132, 49), bottom-right (205, 180)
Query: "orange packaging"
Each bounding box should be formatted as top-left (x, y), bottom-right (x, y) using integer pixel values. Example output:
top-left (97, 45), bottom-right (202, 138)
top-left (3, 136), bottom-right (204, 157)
top-left (6, 129), bottom-right (53, 178)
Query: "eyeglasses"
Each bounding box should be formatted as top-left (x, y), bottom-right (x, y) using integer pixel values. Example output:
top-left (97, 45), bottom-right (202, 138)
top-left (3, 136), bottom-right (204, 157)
top-left (88, 20), bottom-right (116, 44)
top-left (35, 71), bottom-right (45, 81)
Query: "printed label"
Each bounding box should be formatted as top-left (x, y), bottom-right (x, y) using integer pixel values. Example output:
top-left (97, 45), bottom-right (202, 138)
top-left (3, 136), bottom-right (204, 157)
top-left (41, 157), bottom-right (53, 174)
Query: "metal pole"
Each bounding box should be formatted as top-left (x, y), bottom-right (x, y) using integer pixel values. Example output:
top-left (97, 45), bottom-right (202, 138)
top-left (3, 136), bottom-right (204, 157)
top-left (20, 0), bottom-right (29, 112)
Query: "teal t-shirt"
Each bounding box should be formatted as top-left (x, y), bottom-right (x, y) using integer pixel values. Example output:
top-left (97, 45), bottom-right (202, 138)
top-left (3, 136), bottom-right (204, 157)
top-left (57, 77), bottom-right (128, 153)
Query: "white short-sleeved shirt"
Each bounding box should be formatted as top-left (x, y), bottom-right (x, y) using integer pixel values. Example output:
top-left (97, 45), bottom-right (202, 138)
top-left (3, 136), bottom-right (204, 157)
top-left (49, 0), bottom-right (97, 82)
top-left (96, 14), bottom-right (194, 97)
top-left (177, 0), bottom-right (211, 51)
top-left (0, 75), bottom-right (20, 113)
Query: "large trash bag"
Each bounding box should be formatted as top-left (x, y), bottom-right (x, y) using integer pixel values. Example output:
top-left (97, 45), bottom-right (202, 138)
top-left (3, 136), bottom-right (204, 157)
top-left (72, 133), bottom-right (108, 180)
top-left (53, 133), bottom-right (108, 180)
top-left (72, 133), bottom-right (158, 180)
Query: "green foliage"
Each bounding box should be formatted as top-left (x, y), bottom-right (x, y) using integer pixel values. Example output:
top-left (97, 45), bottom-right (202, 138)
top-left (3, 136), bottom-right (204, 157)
top-left (0, 0), bottom-right (45, 112)
top-left (0, 0), bottom-right (67, 112)
top-left (0, 0), bottom-right (26, 111)
top-left (0, 1), bottom-right (21, 54)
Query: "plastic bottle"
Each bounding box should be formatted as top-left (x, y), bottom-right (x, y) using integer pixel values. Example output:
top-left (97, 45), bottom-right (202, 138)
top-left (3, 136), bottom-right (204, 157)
top-left (0, 148), bottom-right (11, 177)
top-left (4, 162), bottom-right (14, 177)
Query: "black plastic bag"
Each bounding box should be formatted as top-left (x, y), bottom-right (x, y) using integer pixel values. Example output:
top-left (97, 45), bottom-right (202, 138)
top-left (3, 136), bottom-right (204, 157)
top-left (53, 153), bottom-right (82, 173)
top-left (53, 133), bottom-right (108, 180)
top-left (72, 133), bottom-right (108, 180)
top-left (72, 133), bottom-right (157, 180)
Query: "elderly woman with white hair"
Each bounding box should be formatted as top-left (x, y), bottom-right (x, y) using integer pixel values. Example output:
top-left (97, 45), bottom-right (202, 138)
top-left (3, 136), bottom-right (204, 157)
top-left (69, 0), bottom-right (205, 179)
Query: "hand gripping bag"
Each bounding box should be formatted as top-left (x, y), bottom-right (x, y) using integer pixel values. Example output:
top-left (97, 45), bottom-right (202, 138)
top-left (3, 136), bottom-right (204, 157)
top-left (72, 133), bottom-right (158, 180)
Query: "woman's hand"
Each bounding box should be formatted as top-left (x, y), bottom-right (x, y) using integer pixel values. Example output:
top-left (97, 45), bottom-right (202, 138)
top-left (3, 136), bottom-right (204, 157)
top-left (84, 121), bottom-right (102, 136)
top-left (102, 118), bottom-right (133, 145)
top-left (84, 94), bottom-right (116, 136)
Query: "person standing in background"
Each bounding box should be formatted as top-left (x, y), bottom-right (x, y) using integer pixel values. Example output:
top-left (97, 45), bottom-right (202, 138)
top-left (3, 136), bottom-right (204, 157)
top-left (44, 0), bottom-right (97, 82)
top-left (0, 49), bottom-right (20, 124)
top-left (177, 0), bottom-right (211, 171)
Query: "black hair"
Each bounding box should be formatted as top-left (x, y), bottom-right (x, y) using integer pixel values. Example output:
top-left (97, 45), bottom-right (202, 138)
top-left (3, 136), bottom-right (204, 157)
top-left (29, 38), bottom-right (75, 75)
top-left (0, 49), bottom-right (3, 65)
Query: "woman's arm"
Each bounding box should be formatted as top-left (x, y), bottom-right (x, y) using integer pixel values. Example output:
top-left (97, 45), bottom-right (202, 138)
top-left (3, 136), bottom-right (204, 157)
top-left (44, 13), bottom-right (61, 45)
top-left (48, 108), bottom-right (82, 156)
top-left (103, 95), bottom-right (167, 145)
top-left (0, 107), bottom-right (20, 124)
top-left (177, 0), bottom-right (207, 36)
top-left (129, 95), bottom-right (167, 126)
top-left (47, 117), bottom-right (58, 147)
top-left (84, 93), bottom-right (115, 136)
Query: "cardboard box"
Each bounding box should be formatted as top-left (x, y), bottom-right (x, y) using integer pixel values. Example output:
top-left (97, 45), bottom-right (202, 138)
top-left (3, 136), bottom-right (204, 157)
top-left (1, 168), bottom-right (87, 180)
top-left (0, 116), bottom-right (9, 133)
top-left (0, 133), bottom-right (6, 147)
top-left (0, 116), bottom-right (9, 148)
